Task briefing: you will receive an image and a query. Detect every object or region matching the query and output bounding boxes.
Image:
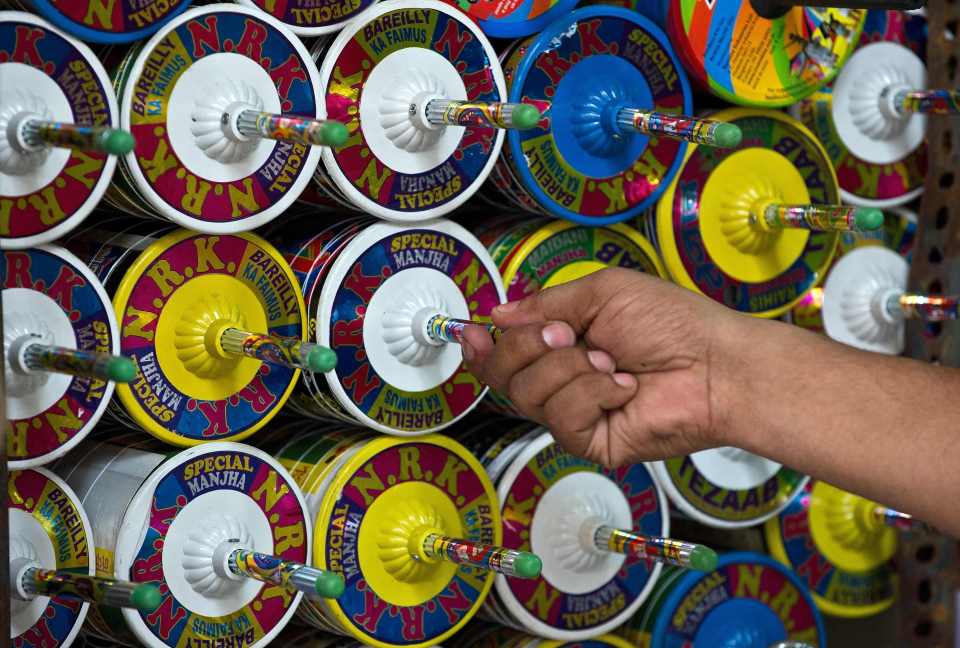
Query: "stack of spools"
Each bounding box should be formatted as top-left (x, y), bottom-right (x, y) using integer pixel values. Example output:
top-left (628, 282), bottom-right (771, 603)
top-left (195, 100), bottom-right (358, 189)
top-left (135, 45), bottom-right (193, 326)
top-left (2, 0), bottom-right (944, 646)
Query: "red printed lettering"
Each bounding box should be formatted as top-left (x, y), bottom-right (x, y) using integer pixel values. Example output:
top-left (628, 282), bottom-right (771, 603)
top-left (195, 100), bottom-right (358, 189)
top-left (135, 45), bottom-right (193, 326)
top-left (352, 583), bottom-right (389, 633)
top-left (13, 26), bottom-right (44, 67)
top-left (187, 15), bottom-right (220, 58)
top-left (433, 19), bottom-right (472, 61)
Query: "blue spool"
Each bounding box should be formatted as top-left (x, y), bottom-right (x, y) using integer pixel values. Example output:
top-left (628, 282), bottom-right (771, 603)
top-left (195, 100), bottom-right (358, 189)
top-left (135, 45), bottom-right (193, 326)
top-left (504, 6), bottom-right (691, 226)
top-left (475, 0), bottom-right (579, 38)
top-left (628, 0), bottom-right (669, 26)
top-left (651, 552), bottom-right (827, 648)
top-left (27, 0), bottom-right (192, 43)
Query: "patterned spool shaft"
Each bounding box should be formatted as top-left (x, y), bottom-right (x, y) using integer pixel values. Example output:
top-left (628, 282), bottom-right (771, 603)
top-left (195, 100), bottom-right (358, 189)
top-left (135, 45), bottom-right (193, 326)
top-left (21, 567), bottom-right (161, 611)
top-left (874, 507), bottom-right (936, 534)
top-left (236, 110), bottom-right (348, 147)
top-left (421, 533), bottom-right (542, 579)
top-left (425, 99), bottom-right (541, 130)
top-left (22, 342), bottom-right (135, 383)
top-left (618, 109), bottom-right (742, 148)
top-left (760, 204), bottom-right (883, 232)
top-left (894, 89), bottom-right (960, 115)
top-left (227, 548), bottom-right (344, 600)
top-left (894, 294), bottom-right (960, 321)
top-left (219, 328), bottom-right (337, 373)
top-left (593, 527), bottom-right (718, 572)
top-left (21, 119), bottom-right (135, 155)
top-left (751, 0), bottom-right (924, 19)
top-left (425, 315), bottom-right (500, 344)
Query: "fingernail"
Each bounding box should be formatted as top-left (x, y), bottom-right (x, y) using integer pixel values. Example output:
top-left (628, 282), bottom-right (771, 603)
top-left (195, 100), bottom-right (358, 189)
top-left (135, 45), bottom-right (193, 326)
top-left (495, 301), bottom-right (519, 314)
top-left (542, 323), bottom-right (575, 349)
top-left (587, 350), bottom-right (615, 373)
top-left (613, 372), bottom-right (635, 388)
top-left (462, 341), bottom-right (475, 362)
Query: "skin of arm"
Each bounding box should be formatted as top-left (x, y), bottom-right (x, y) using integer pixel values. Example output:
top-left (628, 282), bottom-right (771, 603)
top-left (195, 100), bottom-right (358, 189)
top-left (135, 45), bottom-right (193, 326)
top-left (461, 268), bottom-right (960, 537)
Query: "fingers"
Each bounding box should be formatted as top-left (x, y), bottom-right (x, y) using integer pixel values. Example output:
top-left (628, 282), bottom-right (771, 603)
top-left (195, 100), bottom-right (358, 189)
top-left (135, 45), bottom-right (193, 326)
top-left (464, 321), bottom-right (577, 394)
top-left (543, 372), bottom-right (638, 457)
top-left (506, 347), bottom-right (617, 420)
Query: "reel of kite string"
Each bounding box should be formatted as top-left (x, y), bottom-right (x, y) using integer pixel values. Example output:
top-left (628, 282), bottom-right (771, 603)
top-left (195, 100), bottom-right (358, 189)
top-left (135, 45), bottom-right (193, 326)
top-left (54, 438), bottom-right (340, 648)
top-left (792, 9), bottom-right (928, 207)
top-left (270, 217), bottom-right (504, 435)
top-left (462, 425), bottom-right (717, 641)
top-left (3, 245), bottom-right (133, 469)
top-left (663, 0), bottom-right (869, 107)
top-left (0, 12), bottom-right (134, 249)
top-left (650, 446), bottom-right (810, 529)
top-left (106, 3), bottom-right (346, 233)
top-left (822, 245), bottom-right (959, 355)
top-left (63, 224), bottom-right (330, 445)
top-left (236, 0), bottom-right (376, 36)
top-left (266, 425), bottom-right (540, 648)
top-left (12, 0), bottom-right (191, 42)
top-left (494, 6), bottom-right (746, 225)
top-left (8, 467), bottom-right (162, 648)
top-left (651, 107), bottom-right (889, 319)
top-left (763, 480), bottom-right (928, 618)
top-left (313, 0), bottom-right (541, 221)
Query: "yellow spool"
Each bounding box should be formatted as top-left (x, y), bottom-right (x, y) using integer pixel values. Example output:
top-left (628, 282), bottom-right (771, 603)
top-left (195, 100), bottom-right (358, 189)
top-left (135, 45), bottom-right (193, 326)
top-left (111, 229), bottom-right (306, 446)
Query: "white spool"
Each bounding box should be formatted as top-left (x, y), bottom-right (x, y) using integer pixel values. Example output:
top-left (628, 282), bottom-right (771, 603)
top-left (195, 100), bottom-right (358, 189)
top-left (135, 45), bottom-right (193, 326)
top-left (822, 246), bottom-right (908, 355)
top-left (55, 440), bottom-right (310, 648)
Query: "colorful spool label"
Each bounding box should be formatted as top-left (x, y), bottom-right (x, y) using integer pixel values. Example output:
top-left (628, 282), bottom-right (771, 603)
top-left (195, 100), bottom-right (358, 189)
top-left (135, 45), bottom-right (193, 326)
top-left (328, 229), bottom-right (499, 432)
top-left (666, 113), bottom-right (836, 315)
top-left (323, 441), bottom-right (495, 644)
top-left (10, 469), bottom-right (89, 648)
top-left (663, 455), bottom-right (805, 524)
top-left (506, 13), bottom-right (686, 222)
top-left (656, 557), bottom-right (822, 644)
top-left (126, 10), bottom-right (316, 223)
top-left (501, 444), bottom-right (662, 633)
top-left (33, 0), bottom-right (189, 39)
top-left (114, 232), bottom-right (300, 442)
top-left (669, 1), bottom-right (865, 106)
top-left (772, 484), bottom-right (894, 612)
top-left (325, 8), bottom-right (499, 213)
top-left (4, 249), bottom-right (115, 464)
top-left (0, 19), bottom-right (111, 242)
top-left (244, 0), bottom-right (373, 31)
top-left (858, 9), bottom-right (927, 56)
top-left (128, 449), bottom-right (306, 648)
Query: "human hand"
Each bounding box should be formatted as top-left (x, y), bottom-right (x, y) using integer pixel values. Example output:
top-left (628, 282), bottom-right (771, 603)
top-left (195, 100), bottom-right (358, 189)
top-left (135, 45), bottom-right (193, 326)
top-left (462, 268), bottom-right (747, 468)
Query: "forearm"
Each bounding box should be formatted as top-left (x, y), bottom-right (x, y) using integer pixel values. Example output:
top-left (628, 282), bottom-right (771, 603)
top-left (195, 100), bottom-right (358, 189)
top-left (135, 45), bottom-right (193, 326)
top-left (713, 315), bottom-right (960, 536)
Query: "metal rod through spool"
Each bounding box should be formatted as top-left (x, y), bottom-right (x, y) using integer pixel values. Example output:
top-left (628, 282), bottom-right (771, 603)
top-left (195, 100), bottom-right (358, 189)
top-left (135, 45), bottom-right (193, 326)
top-left (872, 506), bottom-right (935, 534)
top-left (424, 99), bottom-right (542, 130)
top-left (17, 118), bottom-right (135, 155)
top-left (592, 526), bottom-right (718, 571)
top-left (16, 565), bottom-right (161, 611)
top-left (423, 314), bottom-right (500, 345)
top-left (219, 328), bottom-right (337, 373)
top-left (893, 89), bottom-right (960, 115)
top-left (234, 110), bottom-right (349, 147)
top-left (750, 0), bottom-right (924, 20)
top-left (889, 294), bottom-right (960, 321)
top-left (755, 204), bottom-right (884, 232)
top-left (225, 547), bottom-right (345, 601)
top-left (419, 533), bottom-right (542, 579)
top-left (617, 109), bottom-right (743, 148)
top-left (17, 339), bottom-right (135, 383)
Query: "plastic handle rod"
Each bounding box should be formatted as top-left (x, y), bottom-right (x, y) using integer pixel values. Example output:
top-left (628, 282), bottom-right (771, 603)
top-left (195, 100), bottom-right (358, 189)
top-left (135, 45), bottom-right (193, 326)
top-left (18, 118), bottom-right (135, 155)
top-left (420, 533), bottom-right (542, 579)
top-left (889, 294), bottom-right (960, 321)
top-left (872, 507), bottom-right (936, 534)
top-left (756, 204), bottom-right (884, 232)
top-left (893, 89), bottom-right (960, 115)
top-left (593, 526), bottom-right (718, 571)
top-left (424, 99), bottom-right (541, 130)
top-left (421, 314), bottom-right (501, 345)
top-left (20, 567), bottom-right (161, 611)
top-left (226, 548), bottom-right (345, 600)
top-left (235, 110), bottom-right (349, 147)
top-left (751, 0), bottom-right (924, 20)
top-left (616, 109), bottom-right (742, 148)
top-left (19, 339), bottom-right (135, 383)
top-left (219, 328), bottom-right (337, 373)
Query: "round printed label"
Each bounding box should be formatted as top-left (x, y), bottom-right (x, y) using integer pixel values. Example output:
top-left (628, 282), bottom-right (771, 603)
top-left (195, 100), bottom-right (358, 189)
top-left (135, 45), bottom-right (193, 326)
top-left (4, 248), bottom-right (116, 465)
top-left (124, 9), bottom-right (317, 225)
top-left (0, 18), bottom-right (112, 243)
top-left (114, 231), bottom-right (302, 443)
top-left (30, 0), bottom-right (190, 41)
top-left (241, 0), bottom-right (374, 33)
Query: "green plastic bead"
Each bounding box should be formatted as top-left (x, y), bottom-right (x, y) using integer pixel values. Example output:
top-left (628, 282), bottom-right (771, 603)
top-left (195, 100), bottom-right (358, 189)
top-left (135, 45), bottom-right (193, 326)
top-left (321, 121), bottom-right (349, 147)
top-left (315, 571), bottom-right (345, 599)
top-left (854, 208), bottom-right (884, 232)
top-left (103, 129), bottom-right (135, 155)
top-left (688, 545), bottom-right (719, 572)
top-left (512, 551), bottom-right (543, 579)
top-left (107, 356), bottom-right (136, 383)
top-left (130, 584), bottom-right (162, 612)
top-left (511, 104), bottom-right (541, 130)
top-left (305, 346), bottom-right (337, 373)
top-left (713, 123), bottom-right (742, 149)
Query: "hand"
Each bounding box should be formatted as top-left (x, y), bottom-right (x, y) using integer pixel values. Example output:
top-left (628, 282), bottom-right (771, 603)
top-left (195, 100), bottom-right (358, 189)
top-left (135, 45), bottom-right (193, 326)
top-left (462, 268), bottom-right (746, 468)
